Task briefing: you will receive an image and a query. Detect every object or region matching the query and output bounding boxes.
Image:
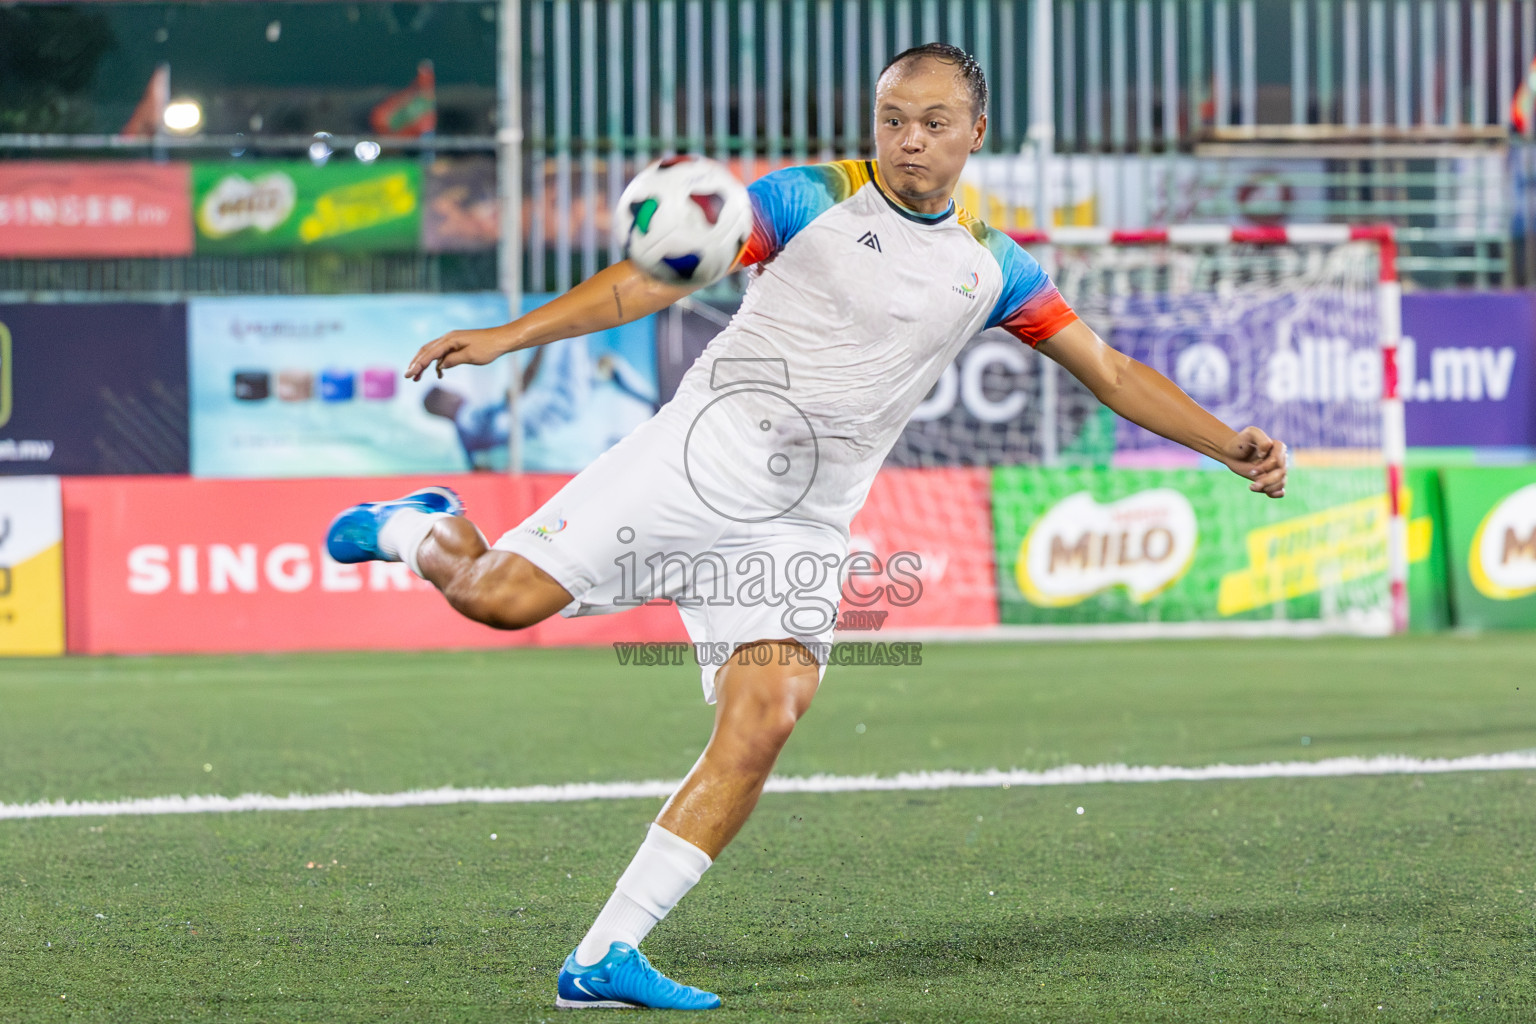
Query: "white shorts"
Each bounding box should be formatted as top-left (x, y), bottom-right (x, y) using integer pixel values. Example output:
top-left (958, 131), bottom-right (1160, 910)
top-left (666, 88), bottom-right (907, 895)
top-left (494, 413), bottom-right (845, 702)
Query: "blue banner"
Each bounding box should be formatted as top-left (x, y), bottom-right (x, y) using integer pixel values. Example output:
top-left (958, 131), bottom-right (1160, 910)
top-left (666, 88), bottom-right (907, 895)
top-left (1399, 292), bottom-right (1536, 450)
top-left (513, 296), bottom-right (659, 472)
top-left (189, 294), bottom-right (658, 478)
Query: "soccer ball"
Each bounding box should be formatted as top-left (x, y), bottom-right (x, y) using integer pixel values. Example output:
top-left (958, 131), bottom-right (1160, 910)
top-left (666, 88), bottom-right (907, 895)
top-left (616, 156), bottom-right (753, 287)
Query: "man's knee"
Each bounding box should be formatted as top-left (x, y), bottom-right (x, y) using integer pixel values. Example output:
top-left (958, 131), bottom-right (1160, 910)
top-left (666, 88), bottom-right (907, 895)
top-left (713, 645), bottom-right (821, 764)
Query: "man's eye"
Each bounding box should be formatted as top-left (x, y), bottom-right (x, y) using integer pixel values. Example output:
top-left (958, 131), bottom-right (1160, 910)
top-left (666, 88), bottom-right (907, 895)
top-left (928, 121), bottom-right (944, 130)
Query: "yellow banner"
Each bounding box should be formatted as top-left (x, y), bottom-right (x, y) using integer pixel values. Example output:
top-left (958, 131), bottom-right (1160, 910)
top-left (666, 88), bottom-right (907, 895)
top-left (0, 542), bottom-right (64, 656)
top-left (0, 476), bottom-right (65, 656)
top-left (1218, 491), bottom-right (1433, 616)
top-left (1218, 496), bottom-right (1388, 616)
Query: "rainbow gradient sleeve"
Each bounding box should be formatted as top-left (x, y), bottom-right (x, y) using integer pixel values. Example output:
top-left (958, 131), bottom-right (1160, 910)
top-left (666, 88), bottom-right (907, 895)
top-left (741, 161), bottom-right (871, 267)
top-left (982, 228), bottom-right (1079, 346)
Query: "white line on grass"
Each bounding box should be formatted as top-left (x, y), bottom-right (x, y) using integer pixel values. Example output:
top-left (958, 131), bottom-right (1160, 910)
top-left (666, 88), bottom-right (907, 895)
top-left (4, 752), bottom-right (1535, 821)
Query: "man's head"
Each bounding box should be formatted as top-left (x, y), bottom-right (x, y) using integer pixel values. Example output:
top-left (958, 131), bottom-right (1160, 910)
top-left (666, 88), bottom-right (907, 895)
top-left (873, 43), bottom-right (988, 214)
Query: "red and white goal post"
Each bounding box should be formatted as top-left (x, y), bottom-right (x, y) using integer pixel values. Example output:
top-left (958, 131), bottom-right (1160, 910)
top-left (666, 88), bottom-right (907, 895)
top-left (987, 224), bottom-right (1407, 636)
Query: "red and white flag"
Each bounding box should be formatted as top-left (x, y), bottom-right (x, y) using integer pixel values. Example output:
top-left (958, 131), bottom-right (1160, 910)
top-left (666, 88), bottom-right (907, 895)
top-left (1513, 56), bottom-right (1536, 134)
top-left (370, 61), bottom-right (436, 137)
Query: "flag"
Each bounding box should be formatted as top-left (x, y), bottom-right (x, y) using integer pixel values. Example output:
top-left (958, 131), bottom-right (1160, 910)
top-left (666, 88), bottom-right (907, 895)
top-left (119, 64), bottom-right (170, 138)
top-left (1513, 56), bottom-right (1536, 135)
top-left (370, 61), bottom-right (436, 137)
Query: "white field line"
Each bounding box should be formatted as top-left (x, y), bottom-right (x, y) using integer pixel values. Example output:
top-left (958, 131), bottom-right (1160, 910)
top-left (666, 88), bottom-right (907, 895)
top-left (4, 752), bottom-right (1536, 821)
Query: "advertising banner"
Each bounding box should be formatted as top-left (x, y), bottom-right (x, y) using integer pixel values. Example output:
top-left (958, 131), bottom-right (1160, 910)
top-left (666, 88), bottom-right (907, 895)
top-left (61, 474), bottom-right (687, 655)
top-left (1110, 287), bottom-right (1380, 457)
top-left (58, 466), bottom-right (998, 655)
top-left (1440, 466), bottom-right (1536, 629)
top-left (0, 303), bottom-right (189, 476)
top-left (189, 294), bottom-right (513, 477)
top-left (886, 330), bottom-right (1112, 468)
top-left (1399, 293), bottom-right (1536, 449)
top-left (188, 294), bottom-right (657, 478)
top-left (958, 156), bottom-right (1331, 231)
top-left (0, 477), bottom-right (65, 656)
top-left (845, 467), bottom-right (999, 632)
top-left (192, 160), bottom-right (422, 253)
top-left (513, 294), bottom-right (659, 472)
top-left (0, 162), bottom-right (192, 258)
top-left (1404, 468), bottom-right (1451, 632)
top-left (993, 467), bottom-right (1408, 626)
top-left (423, 157), bottom-right (498, 252)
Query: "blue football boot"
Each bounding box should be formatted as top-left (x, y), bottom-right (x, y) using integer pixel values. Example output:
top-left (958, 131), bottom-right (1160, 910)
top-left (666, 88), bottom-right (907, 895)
top-left (325, 486), bottom-right (464, 564)
top-left (555, 942), bottom-right (721, 1010)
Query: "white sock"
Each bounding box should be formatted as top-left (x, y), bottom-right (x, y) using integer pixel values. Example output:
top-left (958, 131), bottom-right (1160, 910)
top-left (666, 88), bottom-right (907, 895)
top-left (574, 823), bottom-right (712, 966)
top-left (376, 508), bottom-right (451, 577)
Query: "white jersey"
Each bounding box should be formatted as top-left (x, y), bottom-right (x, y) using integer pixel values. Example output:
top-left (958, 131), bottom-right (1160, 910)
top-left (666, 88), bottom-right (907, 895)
top-left (495, 160), bottom-right (1078, 698)
top-left (663, 159), bottom-right (1077, 531)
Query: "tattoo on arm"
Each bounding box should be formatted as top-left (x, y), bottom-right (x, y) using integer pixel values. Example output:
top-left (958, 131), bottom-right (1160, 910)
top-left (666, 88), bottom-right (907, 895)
top-left (612, 285), bottom-right (623, 320)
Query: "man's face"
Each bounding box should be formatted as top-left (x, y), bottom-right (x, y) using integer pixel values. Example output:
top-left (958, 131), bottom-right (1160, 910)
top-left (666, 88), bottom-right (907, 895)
top-left (873, 58), bottom-right (986, 213)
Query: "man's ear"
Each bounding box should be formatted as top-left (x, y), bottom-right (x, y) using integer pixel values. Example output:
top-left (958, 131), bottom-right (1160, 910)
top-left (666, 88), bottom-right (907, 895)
top-left (971, 112), bottom-right (988, 153)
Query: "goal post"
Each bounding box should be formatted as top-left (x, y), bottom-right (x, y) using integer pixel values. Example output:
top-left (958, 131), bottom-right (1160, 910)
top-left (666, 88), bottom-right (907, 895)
top-left (1005, 224), bottom-right (1407, 634)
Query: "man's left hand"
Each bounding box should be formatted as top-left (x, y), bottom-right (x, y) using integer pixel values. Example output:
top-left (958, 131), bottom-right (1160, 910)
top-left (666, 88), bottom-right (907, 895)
top-left (1223, 426), bottom-right (1287, 498)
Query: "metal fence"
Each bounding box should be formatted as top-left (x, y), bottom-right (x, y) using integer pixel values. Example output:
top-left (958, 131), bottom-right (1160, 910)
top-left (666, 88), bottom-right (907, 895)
top-left (3, 1), bottom-right (1530, 296)
top-left (518, 0), bottom-right (1527, 292)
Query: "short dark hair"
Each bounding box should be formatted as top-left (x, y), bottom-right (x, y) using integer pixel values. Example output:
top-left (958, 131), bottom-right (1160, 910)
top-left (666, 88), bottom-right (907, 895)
top-left (879, 43), bottom-right (989, 120)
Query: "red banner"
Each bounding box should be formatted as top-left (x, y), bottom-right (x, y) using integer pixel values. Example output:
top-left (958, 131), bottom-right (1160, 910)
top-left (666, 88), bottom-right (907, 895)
top-left (845, 467), bottom-right (1000, 632)
top-left (0, 163), bottom-right (192, 258)
top-left (60, 469), bottom-right (999, 655)
top-left (61, 475), bottom-right (686, 655)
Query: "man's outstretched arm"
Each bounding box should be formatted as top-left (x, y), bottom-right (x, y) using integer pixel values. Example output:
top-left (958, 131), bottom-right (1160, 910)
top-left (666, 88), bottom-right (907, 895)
top-left (1037, 319), bottom-right (1288, 498)
top-left (406, 260), bottom-right (698, 381)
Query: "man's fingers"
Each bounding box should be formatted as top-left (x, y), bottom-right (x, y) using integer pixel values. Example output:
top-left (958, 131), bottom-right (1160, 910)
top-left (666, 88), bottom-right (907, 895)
top-left (1250, 465), bottom-right (1286, 489)
top-left (1254, 447), bottom-right (1285, 474)
top-left (407, 335), bottom-right (460, 381)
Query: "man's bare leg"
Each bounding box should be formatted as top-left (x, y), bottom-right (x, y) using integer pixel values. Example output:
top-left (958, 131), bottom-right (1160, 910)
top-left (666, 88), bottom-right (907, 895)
top-left (411, 517), bottom-right (574, 629)
top-left (657, 640), bottom-right (821, 856)
top-left (572, 640), bottom-right (820, 977)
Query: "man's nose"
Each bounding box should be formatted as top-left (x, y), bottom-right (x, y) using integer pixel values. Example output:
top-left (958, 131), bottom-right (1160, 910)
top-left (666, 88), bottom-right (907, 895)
top-left (901, 126), bottom-right (924, 150)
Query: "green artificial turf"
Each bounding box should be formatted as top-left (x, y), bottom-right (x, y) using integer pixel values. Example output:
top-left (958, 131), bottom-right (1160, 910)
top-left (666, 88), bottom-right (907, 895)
top-left (2, 636), bottom-right (1534, 1021)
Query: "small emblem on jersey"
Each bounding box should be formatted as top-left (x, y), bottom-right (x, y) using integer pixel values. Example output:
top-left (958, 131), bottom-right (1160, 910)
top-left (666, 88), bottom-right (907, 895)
top-left (530, 518), bottom-right (568, 540)
top-left (953, 271), bottom-right (980, 300)
top-left (856, 230), bottom-right (882, 253)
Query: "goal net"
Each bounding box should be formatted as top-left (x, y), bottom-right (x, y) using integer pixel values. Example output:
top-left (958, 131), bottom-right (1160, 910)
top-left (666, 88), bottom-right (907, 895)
top-left (875, 226), bottom-right (1406, 638)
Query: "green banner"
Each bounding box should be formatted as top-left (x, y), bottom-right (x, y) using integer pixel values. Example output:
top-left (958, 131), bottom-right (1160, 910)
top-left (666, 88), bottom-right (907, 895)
top-left (192, 161), bottom-right (422, 253)
top-left (1441, 466), bottom-right (1536, 629)
top-left (992, 467), bottom-right (1401, 625)
top-left (1404, 468), bottom-right (1451, 632)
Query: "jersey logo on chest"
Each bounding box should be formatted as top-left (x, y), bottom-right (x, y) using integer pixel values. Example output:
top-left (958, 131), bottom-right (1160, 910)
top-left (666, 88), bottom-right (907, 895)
top-left (952, 270), bottom-right (980, 301)
top-left (856, 230), bottom-right (882, 253)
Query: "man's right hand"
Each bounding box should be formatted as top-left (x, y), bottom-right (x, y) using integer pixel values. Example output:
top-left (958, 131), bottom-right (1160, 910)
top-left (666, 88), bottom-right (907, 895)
top-left (406, 326), bottom-right (515, 381)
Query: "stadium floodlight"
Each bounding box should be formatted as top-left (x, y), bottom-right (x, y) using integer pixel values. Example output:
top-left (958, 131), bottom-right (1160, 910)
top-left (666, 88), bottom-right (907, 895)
top-left (162, 99), bottom-right (202, 134)
top-left (354, 140), bottom-right (382, 163)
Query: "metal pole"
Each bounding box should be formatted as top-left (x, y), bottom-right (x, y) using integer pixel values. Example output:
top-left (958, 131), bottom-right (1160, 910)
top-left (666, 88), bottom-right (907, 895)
top-left (1031, 0), bottom-right (1058, 465)
top-left (1293, 0), bottom-right (1308, 124)
top-left (1240, 0), bottom-right (1256, 126)
top-left (498, 0), bottom-right (524, 475)
top-left (1031, 0), bottom-right (1055, 229)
